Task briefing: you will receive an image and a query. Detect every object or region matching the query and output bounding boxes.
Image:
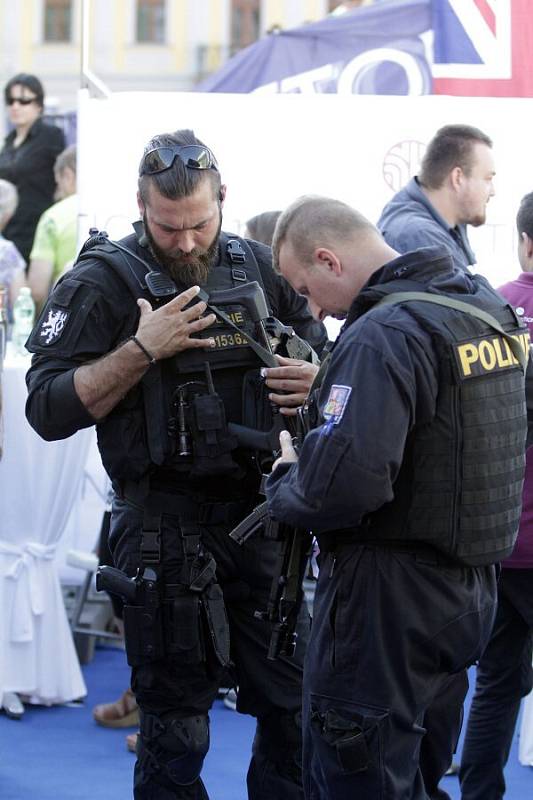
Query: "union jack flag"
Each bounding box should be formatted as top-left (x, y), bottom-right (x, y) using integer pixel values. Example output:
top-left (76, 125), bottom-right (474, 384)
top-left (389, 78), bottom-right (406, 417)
top-left (199, 0), bottom-right (533, 98)
top-left (432, 0), bottom-right (533, 97)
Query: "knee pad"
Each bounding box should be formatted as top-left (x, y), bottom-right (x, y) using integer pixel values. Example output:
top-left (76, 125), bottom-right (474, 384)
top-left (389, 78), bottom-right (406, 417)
top-left (139, 711), bottom-right (210, 787)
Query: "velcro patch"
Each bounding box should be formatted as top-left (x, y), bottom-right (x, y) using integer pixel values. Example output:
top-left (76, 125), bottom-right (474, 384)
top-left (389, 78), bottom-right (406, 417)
top-left (323, 384), bottom-right (352, 425)
top-left (454, 332), bottom-right (530, 379)
top-left (38, 307), bottom-right (70, 345)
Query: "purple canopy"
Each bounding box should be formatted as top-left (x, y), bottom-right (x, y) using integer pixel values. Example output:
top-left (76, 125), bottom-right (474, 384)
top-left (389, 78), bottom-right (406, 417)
top-left (197, 0), bottom-right (432, 95)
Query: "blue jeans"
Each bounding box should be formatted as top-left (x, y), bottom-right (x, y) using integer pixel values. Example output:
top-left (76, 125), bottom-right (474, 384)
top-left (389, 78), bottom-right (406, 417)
top-left (459, 568), bottom-right (533, 800)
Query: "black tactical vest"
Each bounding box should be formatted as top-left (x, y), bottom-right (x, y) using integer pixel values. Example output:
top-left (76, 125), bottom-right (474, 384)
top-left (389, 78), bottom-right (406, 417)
top-left (354, 277), bottom-right (529, 566)
top-left (78, 232), bottom-right (278, 484)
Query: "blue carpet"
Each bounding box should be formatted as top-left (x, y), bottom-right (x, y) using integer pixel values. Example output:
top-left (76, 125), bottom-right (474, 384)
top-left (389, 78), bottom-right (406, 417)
top-left (1, 647), bottom-right (532, 799)
top-left (0, 646), bottom-right (254, 800)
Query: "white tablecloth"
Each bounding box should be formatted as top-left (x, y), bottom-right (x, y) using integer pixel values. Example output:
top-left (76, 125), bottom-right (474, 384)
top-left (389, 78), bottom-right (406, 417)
top-left (0, 346), bottom-right (91, 706)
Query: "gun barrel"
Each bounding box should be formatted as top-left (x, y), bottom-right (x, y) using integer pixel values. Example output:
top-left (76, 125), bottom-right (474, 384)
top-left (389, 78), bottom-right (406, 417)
top-left (228, 422), bottom-right (276, 453)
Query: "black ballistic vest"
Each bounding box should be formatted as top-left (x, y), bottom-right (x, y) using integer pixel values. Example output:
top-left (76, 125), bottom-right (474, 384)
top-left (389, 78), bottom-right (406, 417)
top-left (80, 233), bottom-right (276, 483)
top-left (356, 279), bottom-right (529, 566)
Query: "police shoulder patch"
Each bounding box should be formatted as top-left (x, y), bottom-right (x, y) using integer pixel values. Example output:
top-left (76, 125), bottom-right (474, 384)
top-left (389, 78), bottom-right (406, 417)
top-left (323, 384), bottom-right (352, 425)
top-left (38, 306), bottom-right (71, 345)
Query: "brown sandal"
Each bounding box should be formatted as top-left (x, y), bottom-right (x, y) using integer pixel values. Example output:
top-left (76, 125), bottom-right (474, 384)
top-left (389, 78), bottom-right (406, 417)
top-left (93, 687), bottom-right (139, 728)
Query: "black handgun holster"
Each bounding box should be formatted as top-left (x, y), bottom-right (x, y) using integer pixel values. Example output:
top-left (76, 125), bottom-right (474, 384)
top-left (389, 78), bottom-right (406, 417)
top-left (123, 602), bottom-right (165, 667)
top-left (122, 509), bottom-right (165, 667)
top-left (122, 494), bottom-right (231, 670)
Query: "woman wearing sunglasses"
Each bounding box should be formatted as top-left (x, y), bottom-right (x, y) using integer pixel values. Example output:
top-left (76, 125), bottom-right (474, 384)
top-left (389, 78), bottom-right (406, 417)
top-left (0, 73), bottom-right (65, 265)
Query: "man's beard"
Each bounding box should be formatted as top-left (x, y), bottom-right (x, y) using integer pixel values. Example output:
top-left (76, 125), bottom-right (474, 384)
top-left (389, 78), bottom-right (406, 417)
top-left (143, 215), bottom-right (221, 288)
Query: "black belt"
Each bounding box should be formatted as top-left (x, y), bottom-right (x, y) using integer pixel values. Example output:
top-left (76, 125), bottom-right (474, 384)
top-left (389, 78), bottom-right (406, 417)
top-left (119, 479), bottom-right (252, 527)
top-left (317, 534), bottom-right (461, 568)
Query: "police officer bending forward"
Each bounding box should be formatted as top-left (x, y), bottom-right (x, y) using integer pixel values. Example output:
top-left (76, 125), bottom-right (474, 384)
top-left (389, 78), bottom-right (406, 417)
top-left (265, 195), bottom-right (529, 800)
top-left (25, 131), bottom-right (327, 800)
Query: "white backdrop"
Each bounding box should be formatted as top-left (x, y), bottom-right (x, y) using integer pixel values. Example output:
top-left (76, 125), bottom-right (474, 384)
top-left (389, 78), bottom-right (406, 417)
top-left (78, 89), bottom-right (533, 291)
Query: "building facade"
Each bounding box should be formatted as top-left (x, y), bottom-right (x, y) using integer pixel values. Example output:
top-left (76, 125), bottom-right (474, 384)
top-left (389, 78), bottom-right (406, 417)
top-left (0, 0), bottom-right (371, 118)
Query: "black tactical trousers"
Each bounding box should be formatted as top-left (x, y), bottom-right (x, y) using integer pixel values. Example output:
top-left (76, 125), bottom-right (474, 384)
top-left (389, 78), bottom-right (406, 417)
top-left (303, 543), bottom-right (497, 800)
top-left (419, 670), bottom-right (468, 800)
top-left (109, 497), bottom-right (308, 800)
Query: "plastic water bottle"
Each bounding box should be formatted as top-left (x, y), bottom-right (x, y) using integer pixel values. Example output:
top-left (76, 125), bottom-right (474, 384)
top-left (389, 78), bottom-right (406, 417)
top-left (12, 287), bottom-right (35, 356)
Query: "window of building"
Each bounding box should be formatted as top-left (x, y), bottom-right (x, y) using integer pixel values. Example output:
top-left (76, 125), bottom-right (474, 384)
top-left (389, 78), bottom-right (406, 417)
top-left (328, 0), bottom-right (370, 12)
top-left (329, 0), bottom-right (374, 14)
top-left (44, 0), bottom-right (72, 43)
top-left (230, 0), bottom-right (260, 53)
top-left (136, 0), bottom-right (166, 44)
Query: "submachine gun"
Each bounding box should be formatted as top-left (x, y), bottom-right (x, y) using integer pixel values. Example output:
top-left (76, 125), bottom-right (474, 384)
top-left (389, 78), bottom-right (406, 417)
top-left (228, 416), bottom-right (313, 662)
top-left (231, 487), bottom-right (312, 662)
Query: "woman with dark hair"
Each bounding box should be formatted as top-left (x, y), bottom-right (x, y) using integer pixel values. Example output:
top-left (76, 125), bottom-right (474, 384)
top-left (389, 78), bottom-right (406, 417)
top-left (0, 73), bottom-right (65, 263)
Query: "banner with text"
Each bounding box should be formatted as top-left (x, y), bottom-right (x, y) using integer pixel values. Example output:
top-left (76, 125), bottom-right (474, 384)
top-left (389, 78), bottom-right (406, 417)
top-left (78, 90), bottom-right (533, 297)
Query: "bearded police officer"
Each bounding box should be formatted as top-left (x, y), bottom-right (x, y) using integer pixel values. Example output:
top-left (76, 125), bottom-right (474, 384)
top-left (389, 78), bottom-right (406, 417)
top-left (265, 195), bottom-right (529, 800)
top-left (25, 131), bottom-right (327, 800)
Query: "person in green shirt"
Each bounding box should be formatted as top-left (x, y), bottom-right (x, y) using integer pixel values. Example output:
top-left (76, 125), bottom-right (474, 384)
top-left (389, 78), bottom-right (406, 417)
top-left (27, 144), bottom-right (77, 312)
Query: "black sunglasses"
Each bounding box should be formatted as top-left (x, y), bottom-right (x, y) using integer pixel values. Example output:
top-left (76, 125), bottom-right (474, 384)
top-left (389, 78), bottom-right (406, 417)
top-left (6, 96), bottom-right (38, 106)
top-left (140, 145), bottom-right (218, 176)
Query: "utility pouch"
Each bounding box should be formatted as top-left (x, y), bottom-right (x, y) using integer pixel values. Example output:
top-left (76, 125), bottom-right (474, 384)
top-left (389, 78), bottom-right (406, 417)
top-left (122, 603), bottom-right (165, 667)
top-left (310, 698), bottom-right (389, 775)
top-left (188, 392), bottom-right (239, 477)
top-left (201, 583), bottom-right (231, 667)
top-left (163, 591), bottom-right (205, 664)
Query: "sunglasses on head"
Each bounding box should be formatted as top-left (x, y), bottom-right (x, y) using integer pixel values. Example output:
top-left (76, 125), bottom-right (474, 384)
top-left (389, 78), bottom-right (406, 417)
top-left (6, 96), bottom-right (38, 106)
top-left (140, 144), bottom-right (218, 176)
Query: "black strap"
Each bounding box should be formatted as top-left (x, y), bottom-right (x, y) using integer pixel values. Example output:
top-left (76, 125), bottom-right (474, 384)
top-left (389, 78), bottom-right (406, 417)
top-left (140, 510), bottom-right (162, 566)
top-left (200, 292), bottom-right (278, 368)
top-left (375, 291), bottom-right (529, 373)
top-left (219, 233), bottom-right (271, 299)
top-left (78, 234), bottom-right (152, 294)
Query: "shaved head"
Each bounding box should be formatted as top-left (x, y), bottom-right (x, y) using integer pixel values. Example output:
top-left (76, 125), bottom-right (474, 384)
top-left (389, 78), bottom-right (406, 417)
top-left (272, 195), bottom-right (377, 273)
